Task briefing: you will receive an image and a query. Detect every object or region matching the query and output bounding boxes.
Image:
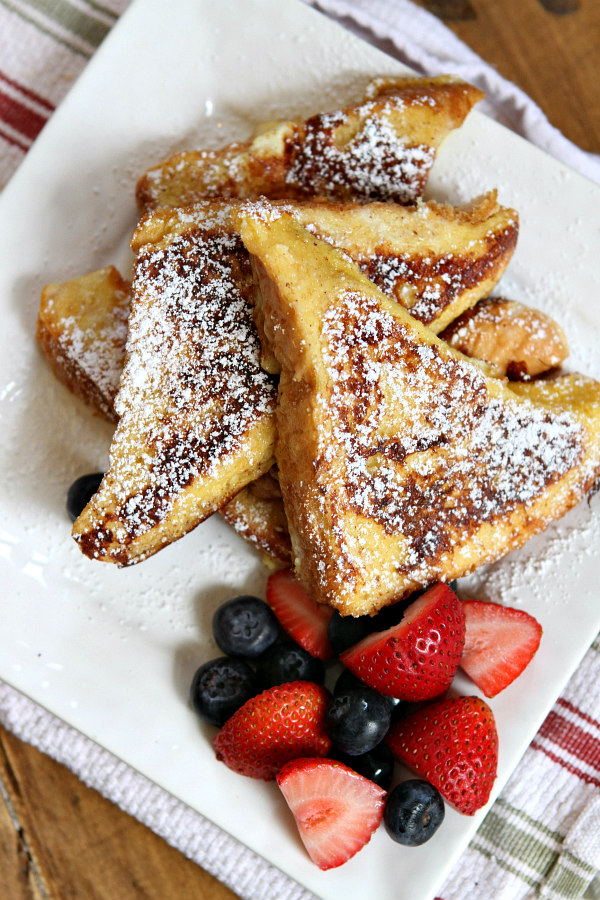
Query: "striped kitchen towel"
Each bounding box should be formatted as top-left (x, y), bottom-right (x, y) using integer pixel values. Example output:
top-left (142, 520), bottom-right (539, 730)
top-left (1, 2), bottom-right (599, 900)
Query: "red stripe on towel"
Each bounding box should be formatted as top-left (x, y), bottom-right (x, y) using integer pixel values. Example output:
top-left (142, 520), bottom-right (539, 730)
top-left (0, 86), bottom-right (48, 142)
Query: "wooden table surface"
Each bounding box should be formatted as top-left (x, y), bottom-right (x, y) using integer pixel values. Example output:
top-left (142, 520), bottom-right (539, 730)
top-left (2, 2), bottom-right (600, 898)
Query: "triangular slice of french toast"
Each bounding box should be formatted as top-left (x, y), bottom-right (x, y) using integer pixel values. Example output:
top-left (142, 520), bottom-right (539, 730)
top-left (237, 210), bottom-right (600, 616)
top-left (72, 205), bottom-right (278, 565)
top-left (136, 76), bottom-right (483, 211)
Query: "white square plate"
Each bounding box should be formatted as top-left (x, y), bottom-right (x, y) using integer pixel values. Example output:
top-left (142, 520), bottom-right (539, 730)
top-left (1, 1), bottom-right (599, 898)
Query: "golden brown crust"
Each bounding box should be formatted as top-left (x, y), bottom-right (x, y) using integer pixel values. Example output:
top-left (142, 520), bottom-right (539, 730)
top-left (441, 296), bottom-right (569, 378)
top-left (45, 195), bottom-right (519, 567)
top-left (136, 76), bottom-right (483, 212)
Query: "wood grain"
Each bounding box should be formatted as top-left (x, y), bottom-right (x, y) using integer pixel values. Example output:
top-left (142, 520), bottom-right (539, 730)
top-left (0, 726), bottom-right (239, 900)
top-left (432, 0), bottom-right (600, 151)
top-left (2, 2), bottom-right (600, 898)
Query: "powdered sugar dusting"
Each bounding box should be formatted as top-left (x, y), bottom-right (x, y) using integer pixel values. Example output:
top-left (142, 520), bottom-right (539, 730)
top-left (308, 290), bottom-right (588, 593)
top-left (57, 309), bottom-right (127, 405)
top-left (286, 107), bottom-right (433, 204)
top-left (80, 218), bottom-right (276, 554)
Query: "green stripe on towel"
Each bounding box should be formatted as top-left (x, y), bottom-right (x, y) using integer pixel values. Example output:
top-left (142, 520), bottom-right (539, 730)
top-left (19, 0), bottom-right (111, 46)
top-left (469, 799), bottom-right (597, 898)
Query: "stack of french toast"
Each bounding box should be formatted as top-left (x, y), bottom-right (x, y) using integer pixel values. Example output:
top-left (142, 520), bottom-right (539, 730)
top-left (37, 75), bottom-right (600, 617)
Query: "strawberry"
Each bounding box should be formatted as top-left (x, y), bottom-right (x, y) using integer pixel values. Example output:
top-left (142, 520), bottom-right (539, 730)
top-left (213, 681), bottom-right (331, 780)
top-left (460, 600), bottom-right (542, 698)
top-left (339, 583), bottom-right (465, 700)
top-left (276, 757), bottom-right (386, 870)
top-left (266, 569), bottom-right (334, 660)
top-left (386, 695), bottom-right (498, 815)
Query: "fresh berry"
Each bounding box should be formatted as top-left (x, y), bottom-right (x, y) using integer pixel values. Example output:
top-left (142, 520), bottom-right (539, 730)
top-left (340, 583), bottom-right (465, 700)
top-left (460, 600), bottom-right (542, 697)
top-left (256, 641), bottom-right (324, 689)
top-left (326, 688), bottom-right (391, 756)
top-left (276, 757), bottom-right (386, 870)
top-left (383, 780), bottom-right (445, 846)
top-left (212, 595), bottom-right (279, 659)
top-left (190, 657), bottom-right (258, 727)
top-left (213, 681), bottom-right (331, 780)
top-left (334, 667), bottom-right (368, 695)
top-left (334, 667), bottom-right (405, 717)
top-left (327, 610), bottom-right (374, 655)
top-left (386, 695), bottom-right (498, 815)
top-left (66, 472), bottom-right (104, 522)
top-left (266, 569), bottom-right (334, 660)
top-left (336, 743), bottom-right (395, 790)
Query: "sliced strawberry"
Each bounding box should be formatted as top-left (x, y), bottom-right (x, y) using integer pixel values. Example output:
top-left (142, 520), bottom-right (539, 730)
top-left (386, 695), bottom-right (498, 815)
top-left (266, 569), bottom-right (334, 660)
top-left (460, 600), bottom-right (542, 697)
top-left (339, 583), bottom-right (465, 700)
top-left (276, 757), bottom-right (386, 870)
top-left (213, 681), bottom-right (331, 780)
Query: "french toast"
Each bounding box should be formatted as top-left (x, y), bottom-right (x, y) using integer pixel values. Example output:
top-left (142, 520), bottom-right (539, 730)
top-left (38, 266), bottom-right (290, 563)
top-left (237, 209), bottom-right (600, 616)
top-left (247, 193), bottom-right (518, 371)
top-left (37, 266), bottom-right (130, 422)
top-left (136, 76), bottom-right (484, 212)
top-left (72, 205), bottom-right (278, 565)
top-left (440, 296), bottom-right (569, 379)
top-left (60, 194), bottom-right (517, 565)
top-left (219, 469), bottom-right (292, 566)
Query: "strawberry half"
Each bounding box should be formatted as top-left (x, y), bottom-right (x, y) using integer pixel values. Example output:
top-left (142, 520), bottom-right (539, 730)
top-left (386, 695), bottom-right (498, 815)
top-left (276, 757), bottom-right (386, 870)
top-left (266, 569), bottom-right (334, 660)
top-left (340, 583), bottom-right (465, 700)
top-left (460, 600), bottom-right (542, 697)
top-left (213, 681), bottom-right (331, 780)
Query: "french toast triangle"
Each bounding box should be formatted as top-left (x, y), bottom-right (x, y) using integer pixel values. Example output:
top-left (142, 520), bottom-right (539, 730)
top-left (136, 76), bottom-right (483, 212)
top-left (72, 205), bottom-right (278, 565)
top-left (236, 210), bottom-right (600, 616)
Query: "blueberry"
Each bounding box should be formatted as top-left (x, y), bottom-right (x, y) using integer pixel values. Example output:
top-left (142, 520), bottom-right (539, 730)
top-left (337, 742), bottom-right (395, 790)
top-left (334, 667), bottom-right (367, 696)
top-left (213, 595), bottom-right (279, 659)
top-left (335, 667), bottom-right (405, 718)
top-left (256, 641), bottom-right (324, 688)
top-left (327, 610), bottom-right (374, 655)
top-left (190, 656), bottom-right (258, 727)
top-left (325, 687), bottom-right (391, 756)
top-left (384, 780), bottom-right (445, 846)
top-left (66, 472), bottom-right (104, 522)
